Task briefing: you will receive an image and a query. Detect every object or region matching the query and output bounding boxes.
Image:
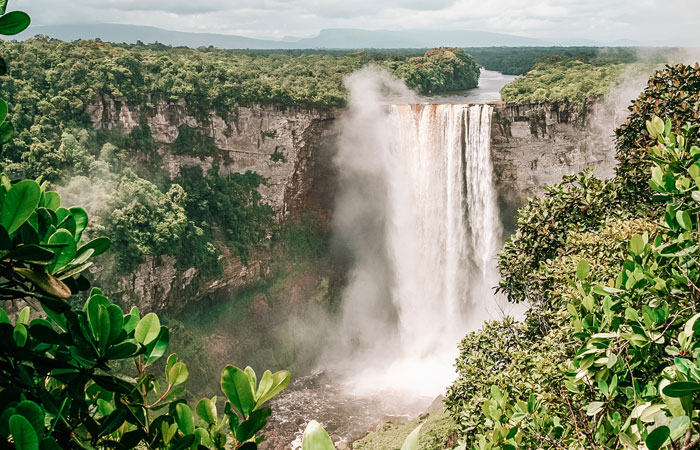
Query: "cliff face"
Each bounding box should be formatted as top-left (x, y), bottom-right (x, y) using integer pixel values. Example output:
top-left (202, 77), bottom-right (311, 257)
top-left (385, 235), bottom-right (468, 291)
top-left (87, 96), bottom-right (338, 313)
top-left (489, 100), bottom-right (620, 231)
top-left (86, 95), bottom-right (621, 313)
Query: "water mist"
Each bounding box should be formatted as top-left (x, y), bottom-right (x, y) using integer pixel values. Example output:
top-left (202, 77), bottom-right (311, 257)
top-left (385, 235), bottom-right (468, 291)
top-left (327, 67), bottom-right (506, 398)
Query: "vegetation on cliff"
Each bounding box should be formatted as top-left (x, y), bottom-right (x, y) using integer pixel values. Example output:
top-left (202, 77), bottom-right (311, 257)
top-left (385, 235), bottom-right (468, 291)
top-left (446, 63), bottom-right (700, 449)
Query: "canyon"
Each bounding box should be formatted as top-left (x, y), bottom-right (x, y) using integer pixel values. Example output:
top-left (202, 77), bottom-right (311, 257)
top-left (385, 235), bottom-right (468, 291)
top-left (87, 93), bottom-right (619, 312)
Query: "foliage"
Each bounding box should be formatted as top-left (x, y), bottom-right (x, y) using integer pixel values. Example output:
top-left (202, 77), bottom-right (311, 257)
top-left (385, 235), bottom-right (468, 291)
top-left (353, 409), bottom-right (458, 450)
top-left (386, 48), bottom-right (480, 93)
top-left (500, 60), bottom-right (624, 106)
top-left (172, 124), bottom-right (217, 157)
top-left (615, 63), bottom-right (700, 204)
top-left (301, 420), bottom-right (424, 450)
top-left (496, 170), bottom-right (628, 306)
top-left (0, 179), bottom-right (290, 449)
top-left (174, 167), bottom-right (275, 267)
top-left (449, 60), bottom-right (700, 450)
top-left (465, 47), bottom-right (669, 76)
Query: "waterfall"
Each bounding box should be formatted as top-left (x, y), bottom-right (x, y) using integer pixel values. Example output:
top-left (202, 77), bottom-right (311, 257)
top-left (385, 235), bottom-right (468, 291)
top-left (330, 69), bottom-right (505, 398)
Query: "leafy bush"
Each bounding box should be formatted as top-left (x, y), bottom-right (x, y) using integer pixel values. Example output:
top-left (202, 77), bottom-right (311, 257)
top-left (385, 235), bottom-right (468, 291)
top-left (0, 176), bottom-right (290, 449)
top-left (449, 62), bottom-right (700, 449)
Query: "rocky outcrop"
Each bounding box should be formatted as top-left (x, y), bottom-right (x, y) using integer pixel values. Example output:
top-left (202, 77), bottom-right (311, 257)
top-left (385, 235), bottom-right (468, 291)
top-left (87, 96), bottom-right (339, 312)
top-left (88, 95), bottom-right (338, 216)
top-left (489, 99), bottom-right (620, 231)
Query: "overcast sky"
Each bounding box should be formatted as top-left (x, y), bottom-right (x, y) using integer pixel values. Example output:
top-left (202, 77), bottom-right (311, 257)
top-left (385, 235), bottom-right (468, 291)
top-left (12, 0), bottom-right (700, 45)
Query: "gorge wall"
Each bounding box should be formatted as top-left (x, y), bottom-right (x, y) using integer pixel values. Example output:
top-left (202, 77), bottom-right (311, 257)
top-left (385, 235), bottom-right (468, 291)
top-left (88, 95), bottom-right (338, 312)
top-left (87, 95), bottom-right (620, 312)
top-left (490, 99), bottom-right (619, 231)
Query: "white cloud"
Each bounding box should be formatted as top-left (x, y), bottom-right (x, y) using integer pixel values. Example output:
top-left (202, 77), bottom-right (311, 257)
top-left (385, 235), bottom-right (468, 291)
top-left (12, 0), bottom-right (700, 45)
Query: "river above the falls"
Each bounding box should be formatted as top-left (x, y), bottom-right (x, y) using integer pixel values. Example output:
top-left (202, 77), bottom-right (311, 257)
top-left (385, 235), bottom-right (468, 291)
top-left (425, 69), bottom-right (518, 103)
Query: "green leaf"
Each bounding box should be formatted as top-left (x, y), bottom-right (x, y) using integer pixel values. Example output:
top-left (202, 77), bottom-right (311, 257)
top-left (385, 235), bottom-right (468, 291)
top-left (630, 234), bottom-right (645, 256)
top-left (41, 192), bottom-right (60, 211)
top-left (174, 403), bottom-right (194, 435)
top-left (47, 230), bottom-right (77, 274)
top-left (0, 11), bottom-right (31, 35)
top-left (76, 237), bottom-right (111, 258)
top-left (677, 210), bottom-right (693, 231)
top-left (576, 259), bottom-right (590, 281)
top-left (134, 313), bottom-right (160, 345)
top-left (301, 420), bottom-right (334, 450)
top-left (221, 365), bottom-right (256, 417)
top-left (669, 416), bottom-right (691, 441)
top-left (106, 304), bottom-right (123, 345)
top-left (105, 341), bottom-right (139, 359)
top-left (646, 426), bottom-right (670, 450)
top-left (0, 59), bottom-right (6, 76)
top-left (144, 326), bottom-right (169, 365)
top-left (0, 121), bottom-right (13, 145)
top-left (401, 423), bottom-right (423, 450)
top-left (68, 207), bottom-right (87, 241)
top-left (0, 1), bottom-right (8, 15)
top-left (9, 414), bottom-right (39, 450)
top-left (14, 401), bottom-right (44, 439)
top-left (167, 362), bottom-right (189, 386)
top-left (1, 180), bottom-right (40, 234)
top-left (254, 370), bottom-right (290, 410)
top-left (236, 407), bottom-right (270, 442)
top-left (0, 98), bottom-right (7, 126)
top-left (663, 382), bottom-right (700, 398)
top-left (196, 397), bottom-right (217, 425)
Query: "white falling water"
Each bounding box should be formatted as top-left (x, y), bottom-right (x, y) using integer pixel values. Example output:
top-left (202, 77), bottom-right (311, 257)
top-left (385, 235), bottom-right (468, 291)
top-left (330, 69), bottom-right (504, 398)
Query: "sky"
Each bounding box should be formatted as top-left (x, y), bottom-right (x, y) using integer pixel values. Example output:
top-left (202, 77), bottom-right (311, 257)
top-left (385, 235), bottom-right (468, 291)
top-left (12, 0), bottom-right (700, 46)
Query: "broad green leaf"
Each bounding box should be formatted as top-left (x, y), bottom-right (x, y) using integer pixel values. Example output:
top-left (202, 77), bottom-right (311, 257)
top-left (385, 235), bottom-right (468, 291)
top-left (15, 401), bottom-right (44, 438)
top-left (676, 210), bottom-right (692, 231)
top-left (196, 397), bottom-right (217, 425)
top-left (669, 416), bottom-right (690, 441)
top-left (663, 381), bottom-right (700, 398)
top-left (68, 207), bottom-right (88, 241)
top-left (42, 192), bottom-right (60, 211)
top-left (1, 180), bottom-right (40, 234)
top-left (0, 121), bottom-right (13, 144)
top-left (301, 420), bottom-right (334, 450)
top-left (47, 229), bottom-right (77, 274)
top-left (0, 98), bottom-right (7, 126)
top-left (167, 361), bottom-right (189, 386)
top-left (645, 426), bottom-right (669, 450)
top-left (0, 1), bottom-right (8, 15)
top-left (253, 370), bottom-right (290, 410)
top-left (629, 234), bottom-right (645, 256)
top-left (401, 423), bottom-right (423, 450)
top-left (0, 11), bottom-right (31, 35)
top-left (245, 366), bottom-right (258, 397)
top-left (76, 237), bottom-right (111, 258)
top-left (174, 403), bottom-right (194, 435)
top-left (236, 407), bottom-right (271, 442)
top-left (106, 304), bottom-right (123, 345)
top-left (144, 326), bottom-right (169, 365)
top-left (134, 313), bottom-right (160, 345)
top-left (105, 341), bottom-right (139, 359)
top-left (9, 414), bottom-right (39, 450)
top-left (221, 365), bottom-right (256, 417)
top-left (576, 259), bottom-right (590, 281)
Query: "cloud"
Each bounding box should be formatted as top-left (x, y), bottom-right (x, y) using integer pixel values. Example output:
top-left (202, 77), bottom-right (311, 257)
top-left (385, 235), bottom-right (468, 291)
top-left (12, 0), bottom-right (700, 45)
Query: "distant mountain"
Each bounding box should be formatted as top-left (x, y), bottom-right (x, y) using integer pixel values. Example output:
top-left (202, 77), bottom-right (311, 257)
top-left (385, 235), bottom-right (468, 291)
top-left (293, 28), bottom-right (551, 48)
top-left (14, 24), bottom-right (296, 49)
top-left (12, 24), bottom-right (640, 49)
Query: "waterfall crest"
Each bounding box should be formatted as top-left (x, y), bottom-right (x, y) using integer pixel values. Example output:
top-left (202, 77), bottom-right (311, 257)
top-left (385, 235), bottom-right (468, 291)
top-left (330, 69), bottom-right (505, 398)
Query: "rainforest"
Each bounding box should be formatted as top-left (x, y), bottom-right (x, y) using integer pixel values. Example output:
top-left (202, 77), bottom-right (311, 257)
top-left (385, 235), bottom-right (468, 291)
top-left (2, 1), bottom-right (700, 450)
